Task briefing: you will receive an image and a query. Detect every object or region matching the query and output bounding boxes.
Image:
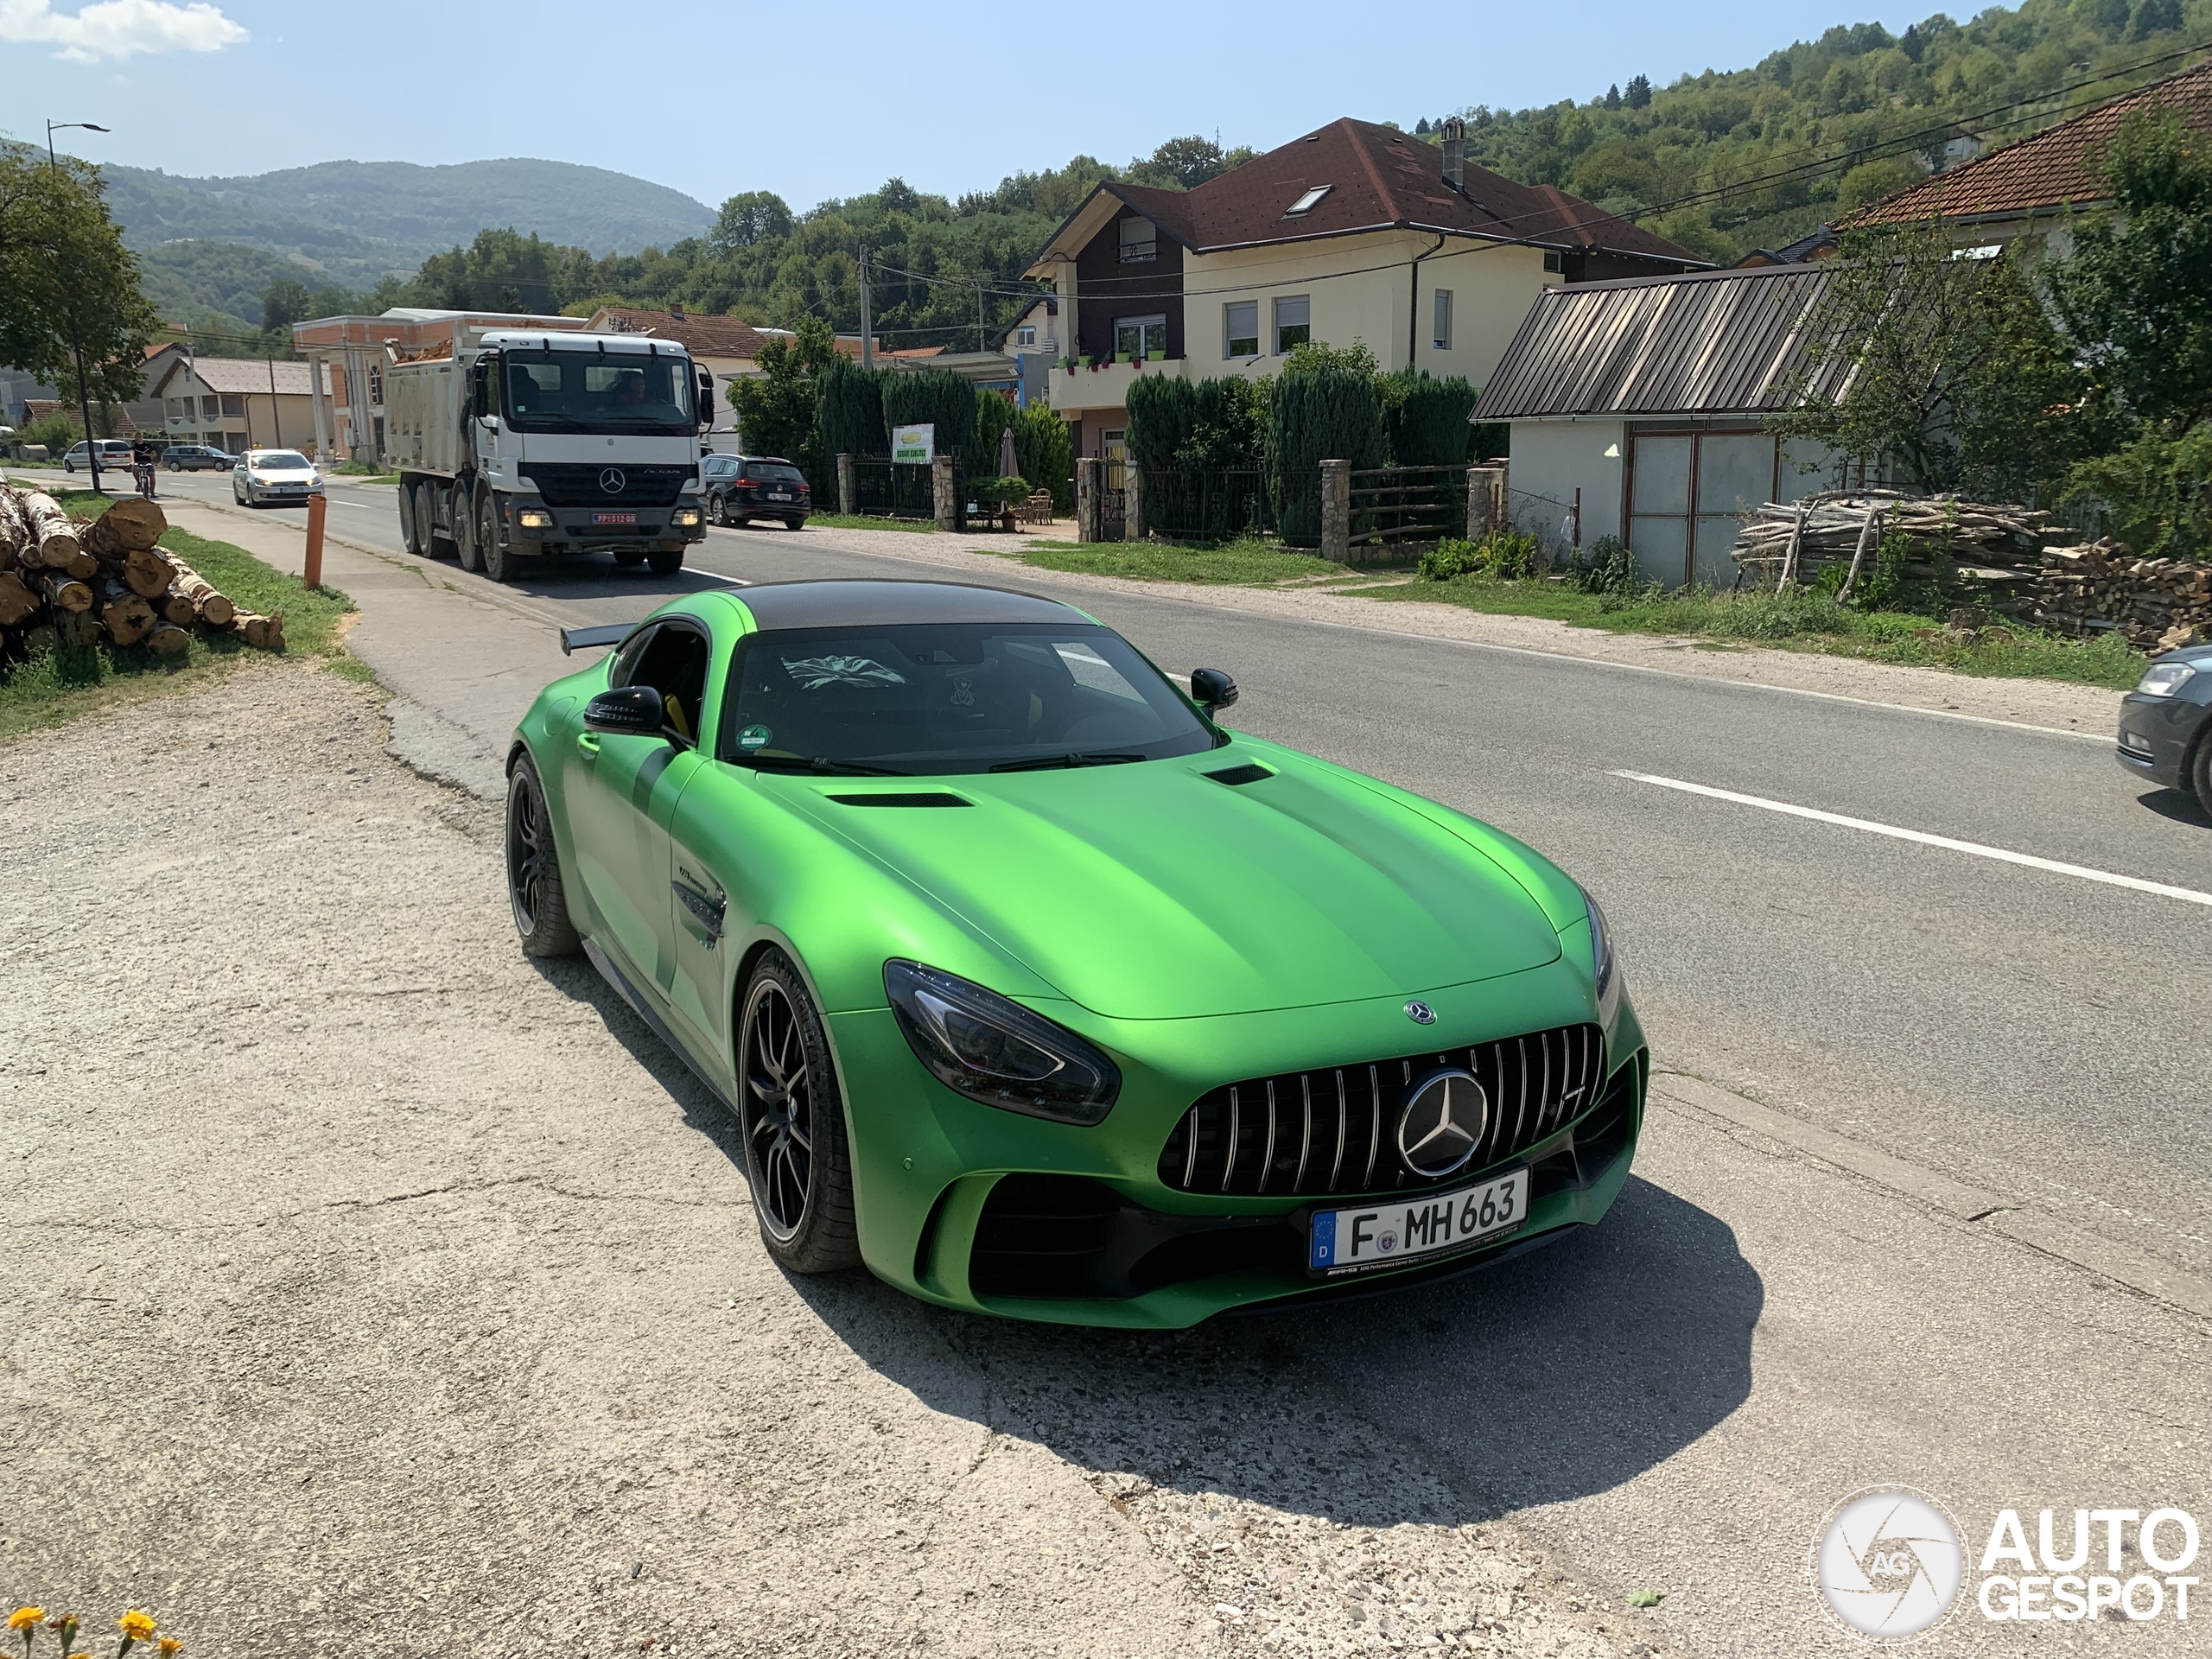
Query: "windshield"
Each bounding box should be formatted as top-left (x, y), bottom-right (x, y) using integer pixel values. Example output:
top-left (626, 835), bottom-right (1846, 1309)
top-left (719, 623), bottom-right (1216, 774)
top-left (253, 451), bottom-right (311, 469)
top-left (504, 350), bottom-right (694, 435)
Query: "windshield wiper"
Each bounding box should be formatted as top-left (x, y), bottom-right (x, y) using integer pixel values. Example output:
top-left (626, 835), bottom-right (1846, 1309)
top-left (988, 752), bottom-right (1149, 772)
top-left (741, 755), bottom-right (912, 777)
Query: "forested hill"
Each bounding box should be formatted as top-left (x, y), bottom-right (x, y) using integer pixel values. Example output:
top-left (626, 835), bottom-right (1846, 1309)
top-left (1426, 2), bottom-right (2209, 263)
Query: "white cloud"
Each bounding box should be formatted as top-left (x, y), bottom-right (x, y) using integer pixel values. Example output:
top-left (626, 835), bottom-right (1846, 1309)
top-left (0, 0), bottom-right (248, 60)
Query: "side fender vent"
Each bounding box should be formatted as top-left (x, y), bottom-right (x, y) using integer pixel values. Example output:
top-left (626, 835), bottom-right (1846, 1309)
top-left (1205, 764), bottom-right (1274, 787)
top-left (825, 791), bottom-right (974, 808)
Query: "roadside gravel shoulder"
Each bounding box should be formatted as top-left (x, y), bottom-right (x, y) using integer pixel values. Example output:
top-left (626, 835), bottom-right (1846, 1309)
top-left (0, 661), bottom-right (1685, 1659)
top-left (784, 526), bottom-right (2123, 738)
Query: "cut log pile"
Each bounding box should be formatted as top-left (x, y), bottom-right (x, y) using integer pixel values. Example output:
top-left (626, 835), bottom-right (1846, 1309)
top-left (0, 485), bottom-right (283, 662)
top-left (1732, 490), bottom-right (2209, 649)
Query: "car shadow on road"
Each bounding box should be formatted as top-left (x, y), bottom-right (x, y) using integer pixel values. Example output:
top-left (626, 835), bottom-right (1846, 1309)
top-left (2136, 786), bottom-right (2210, 830)
top-left (534, 954), bottom-right (1759, 1529)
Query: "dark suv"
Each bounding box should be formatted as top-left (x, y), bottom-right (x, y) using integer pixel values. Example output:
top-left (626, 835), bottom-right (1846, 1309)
top-left (163, 444), bottom-right (230, 472)
top-left (702, 454), bottom-right (811, 530)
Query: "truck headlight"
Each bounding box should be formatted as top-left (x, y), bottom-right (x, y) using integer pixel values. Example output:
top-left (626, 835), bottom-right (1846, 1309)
top-left (517, 509), bottom-right (553, 529)
top-left (672, 506), bottom-right (702, 527)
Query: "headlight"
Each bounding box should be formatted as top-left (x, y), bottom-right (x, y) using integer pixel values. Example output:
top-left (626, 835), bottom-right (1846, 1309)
top-left (1582, 887), bottom-right (1618, 1007)
top-left (884, 960), bottom-right (1120, 1124)
top-left (672, 506), bottom-right (702, 527)
top-left (518, 509), bottom-right (553, 529)
top-left (2136, 662), bottom-right (2197, 698)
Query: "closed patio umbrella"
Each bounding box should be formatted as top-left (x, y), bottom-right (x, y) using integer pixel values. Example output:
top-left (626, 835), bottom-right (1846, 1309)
top-left (999, 424), bottom-right (1018, 480)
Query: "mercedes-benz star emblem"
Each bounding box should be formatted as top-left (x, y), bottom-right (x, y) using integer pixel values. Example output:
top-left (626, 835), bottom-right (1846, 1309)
top-left (1396, 1069), bottom-right (1490, 1179)
top-left (598, 467), bottom-right (626, 494)
top-left (1403, 1000), bottom-right (1436, 1026)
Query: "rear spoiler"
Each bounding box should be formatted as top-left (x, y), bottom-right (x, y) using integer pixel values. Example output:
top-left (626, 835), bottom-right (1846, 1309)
top-left (560, 622), bottom-right (635, 655)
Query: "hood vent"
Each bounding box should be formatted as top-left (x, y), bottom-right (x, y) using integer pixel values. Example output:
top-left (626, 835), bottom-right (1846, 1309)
top-left (825, 791), bottom-right (973, 808)
top-left (1205, 763), bottom-right (1274, 787)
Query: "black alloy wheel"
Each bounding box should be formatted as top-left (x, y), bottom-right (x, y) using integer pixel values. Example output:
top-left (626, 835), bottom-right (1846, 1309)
top-left (737, 953), bottom-right (859, 1272)
top-left (505, 755), bottom-right (580, 957)
top-left (479, 493), bottom-right (515, 583)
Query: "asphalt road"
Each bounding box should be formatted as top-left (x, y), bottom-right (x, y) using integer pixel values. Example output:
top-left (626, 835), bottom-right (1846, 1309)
top-left (144, 471), bottom-right (2212, 1656)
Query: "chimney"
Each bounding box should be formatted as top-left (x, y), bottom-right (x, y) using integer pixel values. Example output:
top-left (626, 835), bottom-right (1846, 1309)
top-left (669, 302), bottom-right (685, 321)
top-left (1440, 117), bottom-right (1465, 193)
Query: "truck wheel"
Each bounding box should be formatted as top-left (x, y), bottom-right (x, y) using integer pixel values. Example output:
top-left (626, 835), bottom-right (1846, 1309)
top-left (612, 547), bottom-right (646, 566)
top-left (415, 486), bottom-right (451, 561)
top-left (454, 485), bottom-right (483, 573)
top-left (480, 494), bottom-right (517, 583)
top-left (647, 546), bottom-right (686, 575)
top-left (399, 480), bottom-right (422, 556)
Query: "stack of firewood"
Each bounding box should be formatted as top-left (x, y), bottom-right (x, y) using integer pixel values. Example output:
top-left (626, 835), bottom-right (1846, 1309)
top-left (0, 485), bottom-right (283, 660)
top-left (1732, 491), bottom-right (2209, 647)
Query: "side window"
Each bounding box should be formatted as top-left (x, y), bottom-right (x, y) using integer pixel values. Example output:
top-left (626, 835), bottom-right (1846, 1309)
top-left (607, 625), bottom-right (658, 689)
top-left (632, 624), bottom-right (711, 743)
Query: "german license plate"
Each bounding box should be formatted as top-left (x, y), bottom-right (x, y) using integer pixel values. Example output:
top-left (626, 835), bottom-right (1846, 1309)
top-left (1308, 1168), bottom-right (1529, 1275)
top-left (767, 492), bottom-right (791, 501)
top-left (592, 512), bottom-right (636, 525)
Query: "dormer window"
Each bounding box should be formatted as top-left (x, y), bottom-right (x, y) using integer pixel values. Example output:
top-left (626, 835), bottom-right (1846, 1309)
top-left (1117, 216), bottom-right (1157, 264)
top-left (1284, 185), bottom-right (1332, 217)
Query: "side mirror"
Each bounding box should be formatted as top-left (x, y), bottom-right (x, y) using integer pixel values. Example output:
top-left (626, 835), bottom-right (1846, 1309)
top-left (696, 370), bottom-right (715, 424)
top-left (1190, 667), bottom-right (1238, 713)
top-left (583, 684), bottom-right (669, 738)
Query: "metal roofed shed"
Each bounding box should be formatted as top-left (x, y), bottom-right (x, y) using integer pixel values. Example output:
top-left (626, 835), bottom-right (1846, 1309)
top-left (1475, 265), bottom-right (1864, 589)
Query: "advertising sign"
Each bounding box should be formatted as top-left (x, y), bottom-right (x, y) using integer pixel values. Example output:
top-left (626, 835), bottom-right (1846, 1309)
top-left (892, 423), bottom-right (935, 465)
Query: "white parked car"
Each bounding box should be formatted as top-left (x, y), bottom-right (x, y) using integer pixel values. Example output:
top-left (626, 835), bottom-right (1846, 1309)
top-left (232, 448), bottom-right (322, 507)
top-left (63, 438), bottom-right (135, 475)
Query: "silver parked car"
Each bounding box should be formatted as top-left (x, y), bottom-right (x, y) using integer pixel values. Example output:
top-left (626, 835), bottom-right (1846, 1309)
top-left (232, 448), bottom-right (322, 507)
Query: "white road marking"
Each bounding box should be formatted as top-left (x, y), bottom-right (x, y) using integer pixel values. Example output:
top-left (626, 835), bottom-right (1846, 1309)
top-left (1612, 770), bottom-right (2212, 908)
top-left (695, 571), bottom-right (750, 585)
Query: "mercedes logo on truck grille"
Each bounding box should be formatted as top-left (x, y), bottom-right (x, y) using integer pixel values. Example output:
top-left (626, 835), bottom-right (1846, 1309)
top-left (598, 467), bottom-right (626, 494)
top-left (1396, 1070), bottom-right (1490, 1179)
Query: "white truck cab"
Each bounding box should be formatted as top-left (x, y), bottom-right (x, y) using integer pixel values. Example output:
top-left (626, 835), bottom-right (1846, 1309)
top-left (386, 329), bottom-right (711, 582)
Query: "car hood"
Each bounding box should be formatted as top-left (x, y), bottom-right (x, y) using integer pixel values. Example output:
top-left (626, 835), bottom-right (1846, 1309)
top-left (781, 751), bottom-right (1564, 1020)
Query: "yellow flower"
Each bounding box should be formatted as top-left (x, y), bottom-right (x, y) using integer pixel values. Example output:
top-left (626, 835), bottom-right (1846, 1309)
top-left (7, 1609), bottom-right (41, 1633)
top-left (155, 1642), bottom-right (181, 1658)
top-left (116, 1614), bottom-right (156, 1643)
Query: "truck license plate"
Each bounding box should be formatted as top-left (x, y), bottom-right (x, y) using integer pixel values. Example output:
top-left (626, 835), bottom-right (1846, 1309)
top-left (591, 512), bottom-right (637, 525)
top-left (1307, 1168), bottom-right (1529, 1275)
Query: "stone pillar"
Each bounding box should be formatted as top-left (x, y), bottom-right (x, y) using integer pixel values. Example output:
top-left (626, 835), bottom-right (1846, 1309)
top-left (1320, 458), bottom-right (1351, 564)
top-left (308, 353), bottom-right (334, 463)
top-left (1076, 455), bottom-right (1103, 542)
top-left (932, 451), bottom-right (957, 531)
top-left (1123, 458), bottom-right (1144, 543)
top-left (1466, 464), bottom-right (1507, 537)
top-left (836, 452), bottom-right (856, 517)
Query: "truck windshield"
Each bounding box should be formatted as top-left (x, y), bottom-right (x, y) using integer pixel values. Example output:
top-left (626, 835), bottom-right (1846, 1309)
top-left (503, 351), bottom-right (694, 435)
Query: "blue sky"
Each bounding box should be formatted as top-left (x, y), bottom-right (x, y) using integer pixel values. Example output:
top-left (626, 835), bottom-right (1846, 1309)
top-left (10, 0), bottom-right (1901, 213)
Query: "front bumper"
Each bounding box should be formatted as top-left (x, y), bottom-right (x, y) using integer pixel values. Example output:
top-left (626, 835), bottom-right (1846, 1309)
top-left (2117, 690), bottom-right (2209, 790)
top-left (503, 493), bottom-right (707, 551)
top-left (826, 969), bottom-right (1647, 1328)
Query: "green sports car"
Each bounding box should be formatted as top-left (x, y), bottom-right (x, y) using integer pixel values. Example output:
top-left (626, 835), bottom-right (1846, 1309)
top-left (505, 580), bottom-right (1647, 1327)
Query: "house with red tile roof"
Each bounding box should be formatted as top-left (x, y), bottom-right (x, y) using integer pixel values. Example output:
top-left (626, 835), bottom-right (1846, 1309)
top-left (1023, 117), bottom-right (1706, 466)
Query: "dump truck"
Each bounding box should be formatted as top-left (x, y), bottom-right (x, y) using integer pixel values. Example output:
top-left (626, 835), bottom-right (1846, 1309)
top-left (385, 329), bottom-right (711, 582)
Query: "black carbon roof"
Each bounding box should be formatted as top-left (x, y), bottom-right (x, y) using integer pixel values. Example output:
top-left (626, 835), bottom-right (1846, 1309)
top-left (734, 580), bottom-right (1084, 630)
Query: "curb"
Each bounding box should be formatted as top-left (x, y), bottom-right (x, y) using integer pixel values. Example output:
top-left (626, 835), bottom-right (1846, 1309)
top-left (1650, 1069), bottom-right (2212, 1323)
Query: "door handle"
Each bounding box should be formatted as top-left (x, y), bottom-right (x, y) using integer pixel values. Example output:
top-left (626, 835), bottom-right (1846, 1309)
top-left (575, 731), bottom-right (601, 760)
top-left (672, 875), bottom-right (725, 945)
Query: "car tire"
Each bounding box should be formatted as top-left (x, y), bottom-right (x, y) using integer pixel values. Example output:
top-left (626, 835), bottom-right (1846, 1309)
top-left (2191, 729), bottom-right (2212, 821)
top-left (708, 489), bottom-right (728, 526)
top-left (736, 950), bottom-right (860, 1274)
top-left (399, 480), bottom-right (422, 556)
top-left (647, 546), bottom-right (685, 575)
top-left (785, 518), bottom-right (804, 531)
top-left (505, 755), bottom-right (581, 958)
top-left (479, 493), bottom-right (516, 583)
top-left (454, 485), bottom-right (483, 573)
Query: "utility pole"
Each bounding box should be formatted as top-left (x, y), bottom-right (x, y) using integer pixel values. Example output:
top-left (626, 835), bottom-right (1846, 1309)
top-left (267, 355), bottom-right (283, 449)
top-left (858, 245), bottom-right (874, 372)
top-left (46, 119), bottom-right (111, 496)
top-left (977, 283), bottom-right (986, 353)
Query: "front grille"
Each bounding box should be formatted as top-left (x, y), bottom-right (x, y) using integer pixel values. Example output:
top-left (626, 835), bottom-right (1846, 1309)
top-left (519, 461), bottom-right (691, 508)
top-left (1157, 1023), bottom-right (1605, 1200)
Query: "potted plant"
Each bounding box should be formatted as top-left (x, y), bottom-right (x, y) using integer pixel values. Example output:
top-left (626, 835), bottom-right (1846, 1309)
top-left (1146, 348), bottom-right (1166, 362)
top-left (1114, 351), bottom-right (1132, 365)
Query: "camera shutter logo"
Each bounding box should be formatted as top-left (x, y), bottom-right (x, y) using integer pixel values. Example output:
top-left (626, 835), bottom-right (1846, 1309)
top-left (1813, 1487), bottom-right (1966, 1643)
top-left (598, 467), bottom-right (626, 494)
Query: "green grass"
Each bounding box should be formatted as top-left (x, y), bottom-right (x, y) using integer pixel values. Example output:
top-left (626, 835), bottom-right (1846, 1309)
top-left (0, 486), bottom-right (358, 741)
top-left (1008, 534), bottom-right (1395, 587)
top-left (803, 512), bottom-right (937, 533)
top-left (1351, 575), bottom-right (2149, 690)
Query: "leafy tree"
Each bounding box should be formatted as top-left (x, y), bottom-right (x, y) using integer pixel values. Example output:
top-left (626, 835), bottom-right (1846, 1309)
top-left (2064, 423), bottom-right (2212, 556)
top-left (1624, 73), bottom-right (1652, 109)
top-left (1382, 370), bottom-right (1478, 467)
top-left (816, 353), bottom-right (887, 460)
top-left (261, 276), bottom-right (315, 331)
top-left (2052, 110), bottom-right (2212, 429)
top-left (1770, 222), bottom-right (2102, 499)
top-left (709, 191), bottom-right (794, 257)
top-left (1268, 346), bottom-right (1385, 545)
top-left (880, 367), bottom-right (978, 467)
top-left (0, 140), bottom-right (160, 410)
top-left (729, 316), bottom-right (836, 479)
top-left (1009, 404), bottom-right (1073, 511)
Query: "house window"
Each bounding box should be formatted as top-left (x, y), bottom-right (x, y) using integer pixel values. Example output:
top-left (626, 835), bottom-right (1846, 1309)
top-left (368, 366), bottom-right (384, 404)
top-left (1284, 185), bottom-right (1332, 217)
top-left (1117, 216), bottom-right (1156, 264)
top-left (1542, 249), bottom-right (1563, 273)
top-left (220, 393), bottom-right (245, 418)
top-left (1224, 301), bottom-right (1259, 359)
top-left (1433, 289), bottom-right (1452, 351)
top-left (201, 395), bottom-right (219, 421)
top-left (1115, 315), bottom-right (1167, 360)
top-left (1015, 326), bottom-right (1036, 346)
top-left (1274, 296), bottom-right (1311, 354)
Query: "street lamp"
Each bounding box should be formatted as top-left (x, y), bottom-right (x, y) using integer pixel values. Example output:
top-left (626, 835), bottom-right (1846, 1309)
top-left (46, 120), bottom-right (111, 497)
